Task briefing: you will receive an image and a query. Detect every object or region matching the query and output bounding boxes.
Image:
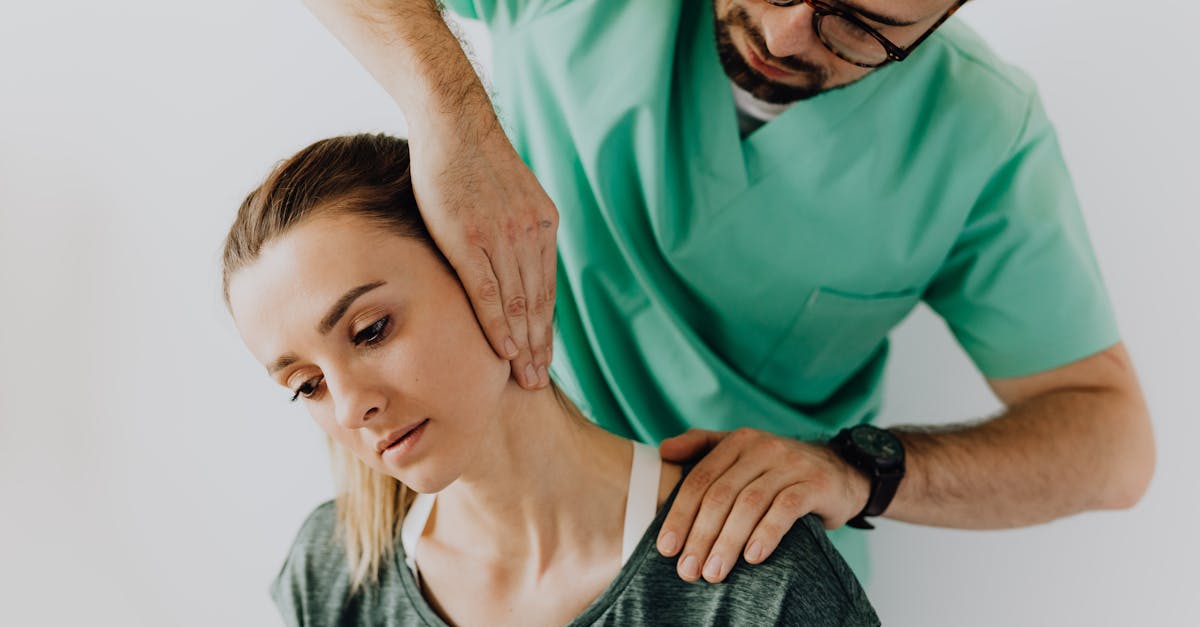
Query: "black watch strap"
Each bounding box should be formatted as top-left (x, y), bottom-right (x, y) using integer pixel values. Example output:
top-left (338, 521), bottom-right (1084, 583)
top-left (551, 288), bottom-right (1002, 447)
top-left (830, 426), bottom-right (905, 530)
top-left (845, 467), bottom-right (902, 530)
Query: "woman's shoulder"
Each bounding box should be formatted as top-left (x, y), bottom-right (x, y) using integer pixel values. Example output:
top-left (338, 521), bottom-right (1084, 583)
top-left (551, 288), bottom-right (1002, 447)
top-left (271, 500), bottom-right (357, 626)
top-left (728, 507), bottom-right (880, 624)
top-left (270, 500), bottom-right (430, 627)
top-left (762, 514), bottom-right (880, 623)
top-left (611, 513), bottom-right (878, 626)
top-left (279, 500), bottom-right (345, 576)
top-left (605, 463), bottom-right (880, 627)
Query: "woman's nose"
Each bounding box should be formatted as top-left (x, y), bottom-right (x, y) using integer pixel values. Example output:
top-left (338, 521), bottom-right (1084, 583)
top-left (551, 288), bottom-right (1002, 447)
top-left (760, 3), bottom-right (819, 59)
top-left (325, 371), bottom-right (386, 429)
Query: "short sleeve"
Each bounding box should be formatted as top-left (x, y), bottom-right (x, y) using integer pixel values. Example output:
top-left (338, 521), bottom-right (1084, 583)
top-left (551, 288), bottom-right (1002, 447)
top-left (440, 0), bottom-right (576, 29)
top-left (270, 501), bottom-right (354, 627)
top-left (270, 573), bottom-right (302, 627)
top-left (923, 96), bottom-right (1120, 378)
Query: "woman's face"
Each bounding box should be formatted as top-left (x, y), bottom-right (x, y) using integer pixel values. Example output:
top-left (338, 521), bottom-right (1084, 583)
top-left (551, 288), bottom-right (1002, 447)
top-left (229, 212), bottom-right (512, 493)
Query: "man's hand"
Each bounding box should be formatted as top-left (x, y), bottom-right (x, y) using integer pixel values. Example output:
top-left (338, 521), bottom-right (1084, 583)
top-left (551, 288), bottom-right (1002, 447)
top-left (656, 427), bottom-right (870, 584)
top-left (303, 0), bottom-right (557, 389)
top-left (409, 120), bottom-right (558, 390)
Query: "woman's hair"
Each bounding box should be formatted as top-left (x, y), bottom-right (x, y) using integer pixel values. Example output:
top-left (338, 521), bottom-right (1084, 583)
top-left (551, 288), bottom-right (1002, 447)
top-left (223, 133), bottom-right (430, 592)
top-left (222, 132), bottom-right (436, 302)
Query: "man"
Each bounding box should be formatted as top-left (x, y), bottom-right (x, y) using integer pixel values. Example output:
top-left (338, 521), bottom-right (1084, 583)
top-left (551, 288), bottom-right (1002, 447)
top-left (304, 0), bottom-right (1155, 583)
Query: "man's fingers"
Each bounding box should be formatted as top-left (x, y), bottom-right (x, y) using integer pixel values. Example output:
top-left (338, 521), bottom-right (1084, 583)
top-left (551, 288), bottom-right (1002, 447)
top-left (675, 461), bottom-right (769, 583)
top-left (529, 238), bottom-right (557, 378)
top-left (458, 246), bottom-right (518, 362)
top-left (658, 428), bottom-right (729, 463)
top-left (515, 235), bottom-right (550, 388)
top-left (699, 474), bottom-right (780, 582)
top-left (487, 241), bottom-right (539, 388)
top-left (656, 437), bottom-right (739, 559)
top-left (745, 484), bottom-right (815, 566)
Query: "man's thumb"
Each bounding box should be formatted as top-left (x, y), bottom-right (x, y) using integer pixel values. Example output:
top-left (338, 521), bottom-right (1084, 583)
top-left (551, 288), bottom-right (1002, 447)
top-left (658, 429), bottom-right (723, 462)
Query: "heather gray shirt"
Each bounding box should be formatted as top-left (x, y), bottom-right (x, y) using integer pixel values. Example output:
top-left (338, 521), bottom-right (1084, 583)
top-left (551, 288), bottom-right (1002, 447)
top-left (272, 475), bottom-right (880, 626)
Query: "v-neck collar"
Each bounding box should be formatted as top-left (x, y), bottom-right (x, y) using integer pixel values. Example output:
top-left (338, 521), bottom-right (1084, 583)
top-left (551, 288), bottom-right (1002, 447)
top-left (678, 1), bottom-right (901, 193)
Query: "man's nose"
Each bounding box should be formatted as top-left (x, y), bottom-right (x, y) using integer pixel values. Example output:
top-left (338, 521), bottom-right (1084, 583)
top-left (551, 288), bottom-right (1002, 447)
top-left (326, 370), bottom-right (386, 429)
top-left (759, 3), bottom-right (819, 59)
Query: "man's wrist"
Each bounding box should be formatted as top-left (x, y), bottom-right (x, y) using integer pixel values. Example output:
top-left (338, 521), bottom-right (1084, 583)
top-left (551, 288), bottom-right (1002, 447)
top-left (827, 425), bottom-right (907, 529)
top-left (409, 98), bottom-right (503, 154)
top-left (845, 459), bottom-right (872, 519)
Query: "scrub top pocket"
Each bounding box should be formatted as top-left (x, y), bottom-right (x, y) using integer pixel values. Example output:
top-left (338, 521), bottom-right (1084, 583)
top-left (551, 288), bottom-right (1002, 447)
top-left (753, 287), bottom-right (922, 406)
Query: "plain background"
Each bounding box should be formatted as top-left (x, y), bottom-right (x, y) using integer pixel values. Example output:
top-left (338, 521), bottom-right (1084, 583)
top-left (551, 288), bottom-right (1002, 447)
top-left (1, 1), bottom-right (1196, 625)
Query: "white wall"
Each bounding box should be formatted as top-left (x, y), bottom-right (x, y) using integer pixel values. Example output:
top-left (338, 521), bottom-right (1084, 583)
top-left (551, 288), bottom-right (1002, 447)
top-left (0, 1), bottom-right (1194, 625)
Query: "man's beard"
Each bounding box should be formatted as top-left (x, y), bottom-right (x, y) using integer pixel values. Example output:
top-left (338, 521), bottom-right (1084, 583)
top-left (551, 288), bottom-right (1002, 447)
top-left (713, 3), bottom-right (830, 104)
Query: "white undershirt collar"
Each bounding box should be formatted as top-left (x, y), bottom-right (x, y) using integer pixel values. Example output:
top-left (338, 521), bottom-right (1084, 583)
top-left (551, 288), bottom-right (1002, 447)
top-left (731, 81), bottom-right (792, 122)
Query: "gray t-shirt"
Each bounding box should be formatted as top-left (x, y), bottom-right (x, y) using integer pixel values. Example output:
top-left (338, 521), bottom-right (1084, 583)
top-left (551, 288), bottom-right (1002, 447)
top-left (272, 474), bottom-right (880, 626)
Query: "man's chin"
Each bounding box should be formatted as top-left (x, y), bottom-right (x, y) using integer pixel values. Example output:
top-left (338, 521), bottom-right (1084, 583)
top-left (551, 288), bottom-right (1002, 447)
top-left (730, 62), bottom-right (869, 105)
top-left (735, 74), bottom-right (825, 104)
top-left (717, 38), bottom-right (827, 103)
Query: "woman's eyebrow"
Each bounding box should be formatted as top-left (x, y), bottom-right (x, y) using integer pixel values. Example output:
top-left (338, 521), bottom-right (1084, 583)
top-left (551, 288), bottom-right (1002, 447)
top-left (265, 280), bottom-right (388, 376)
top-left (268, 353), bottom-right (298, 376)
top-left (318, 280), bottom-right (388, 335)
top-left (837, 0), bottom-right (921, 27)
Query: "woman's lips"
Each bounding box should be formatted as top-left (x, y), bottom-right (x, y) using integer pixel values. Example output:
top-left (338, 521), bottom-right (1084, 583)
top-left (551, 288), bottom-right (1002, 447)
top-left (380, 418), bottom-right (429, 462)
top-left (377, 418), bottom-right (428, 454)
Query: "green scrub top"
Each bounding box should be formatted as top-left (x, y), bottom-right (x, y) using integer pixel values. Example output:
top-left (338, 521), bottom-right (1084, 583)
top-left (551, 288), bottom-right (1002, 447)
top-left (443, 0), bottom-right (1119, 579)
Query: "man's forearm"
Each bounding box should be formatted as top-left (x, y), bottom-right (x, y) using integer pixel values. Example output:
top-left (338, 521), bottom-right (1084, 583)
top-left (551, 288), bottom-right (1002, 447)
top-left (884, 387), bottom-right (1155, 529)
top-left (304, 0), bottom-right (498, 140)
top-left (653, 346), bottom-right (1154, 583)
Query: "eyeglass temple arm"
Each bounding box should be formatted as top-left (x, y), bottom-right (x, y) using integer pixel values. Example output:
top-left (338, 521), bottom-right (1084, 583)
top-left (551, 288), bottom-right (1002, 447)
top-left (895, 0), bottom-right (967, 60)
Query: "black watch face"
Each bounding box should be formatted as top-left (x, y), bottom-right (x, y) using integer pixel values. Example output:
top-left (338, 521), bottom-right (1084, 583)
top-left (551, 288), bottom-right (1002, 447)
top-left (850, 426), bottom-right (903, 461)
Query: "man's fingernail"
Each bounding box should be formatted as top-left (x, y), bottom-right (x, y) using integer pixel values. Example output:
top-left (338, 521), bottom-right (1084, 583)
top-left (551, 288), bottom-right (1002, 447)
top-left (746, 540), bottom-right (762, 563)
top-left (504, 338), bottom-right (518, 358)
top-left (702, 555), bottom-right (723, 581)
top-left (538, 365), bottom-right (549, 386)
top-left (680, 555), bottom-right (699, 579)
top-left (658, 532), bottom-right (678, 555)
top-left (524, 364), bottom-right (537, 385)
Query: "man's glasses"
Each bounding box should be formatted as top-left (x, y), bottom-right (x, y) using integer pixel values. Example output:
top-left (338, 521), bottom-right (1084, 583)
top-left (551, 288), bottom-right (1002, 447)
top-left (762, 0), bottom-right (968, 68)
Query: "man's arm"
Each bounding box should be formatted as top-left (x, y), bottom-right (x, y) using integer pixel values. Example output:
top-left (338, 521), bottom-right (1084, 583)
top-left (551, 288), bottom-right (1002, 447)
top-left (888, 341), bottom-right (1154, 527)
top-left (304, 0), bottom-right (557, 389)
top-left (656, 342), bottom-right (1155, 583)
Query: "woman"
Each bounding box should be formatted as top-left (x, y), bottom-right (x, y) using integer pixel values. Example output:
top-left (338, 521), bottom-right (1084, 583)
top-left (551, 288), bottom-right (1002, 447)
top-left (223, 133), bottom-right (879, 626)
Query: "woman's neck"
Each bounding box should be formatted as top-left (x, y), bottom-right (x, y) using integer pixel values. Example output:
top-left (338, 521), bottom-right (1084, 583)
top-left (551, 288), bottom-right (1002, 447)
top-left (427, 382), bottom-right (635, 575)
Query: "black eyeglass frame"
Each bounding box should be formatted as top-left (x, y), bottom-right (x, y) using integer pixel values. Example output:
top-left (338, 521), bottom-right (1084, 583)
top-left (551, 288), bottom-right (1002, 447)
top-left (763, 0), bottom-right (968, 68)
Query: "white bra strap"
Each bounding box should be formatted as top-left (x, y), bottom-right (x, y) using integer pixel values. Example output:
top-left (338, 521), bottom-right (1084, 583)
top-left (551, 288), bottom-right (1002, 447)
top-left (622, 441), bottom-right (662, 563)
top-left (401, 491), bottom-right (437, 576)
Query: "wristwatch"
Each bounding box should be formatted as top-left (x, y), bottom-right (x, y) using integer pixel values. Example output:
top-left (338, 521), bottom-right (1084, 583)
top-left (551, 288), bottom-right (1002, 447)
top-left (827, 424), bottom-right (906, 530)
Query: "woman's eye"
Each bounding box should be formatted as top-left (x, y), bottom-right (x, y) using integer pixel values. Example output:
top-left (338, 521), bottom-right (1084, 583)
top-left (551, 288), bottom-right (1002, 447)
top-left (353, 316), bottom-right (390, 347)
top-left (289, 376), bottom-right (323, 402)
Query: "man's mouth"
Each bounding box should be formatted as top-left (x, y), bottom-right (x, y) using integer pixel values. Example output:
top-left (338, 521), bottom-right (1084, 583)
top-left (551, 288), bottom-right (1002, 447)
top-left (745, 43), bottom-right (796, 80)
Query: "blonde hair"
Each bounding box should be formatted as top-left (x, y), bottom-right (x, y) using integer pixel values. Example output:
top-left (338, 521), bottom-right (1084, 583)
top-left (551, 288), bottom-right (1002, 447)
top-left (328, 440), bottom-right (414, 591)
